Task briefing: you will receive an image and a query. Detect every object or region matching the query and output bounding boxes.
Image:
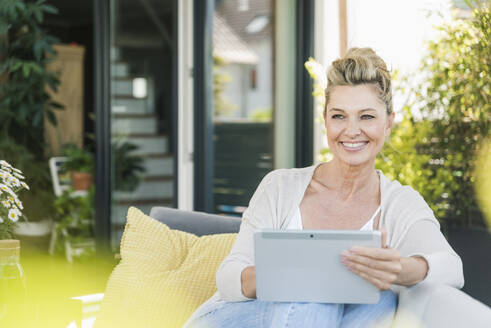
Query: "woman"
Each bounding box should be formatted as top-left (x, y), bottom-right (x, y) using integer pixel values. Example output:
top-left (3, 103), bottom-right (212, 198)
top-left (184, 48), bottom-right (464, 328)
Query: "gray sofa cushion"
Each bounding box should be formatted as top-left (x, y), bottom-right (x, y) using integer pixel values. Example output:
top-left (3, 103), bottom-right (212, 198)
top-left (149, 206), bottom-right (241, 236)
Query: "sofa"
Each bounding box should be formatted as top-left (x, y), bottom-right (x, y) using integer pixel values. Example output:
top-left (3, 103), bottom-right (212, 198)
top-left (95, 206), bottom-right (491, 328)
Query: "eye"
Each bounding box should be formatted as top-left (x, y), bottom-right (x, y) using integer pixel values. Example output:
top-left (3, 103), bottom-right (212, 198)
top-left (331, 114), bottom-right (344, 119)
top-left (361, 114), bottom-right (375, 120)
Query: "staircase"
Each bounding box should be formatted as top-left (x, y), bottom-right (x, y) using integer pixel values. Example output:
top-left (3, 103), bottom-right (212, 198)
top-left (110, 49), bottom-right (174, 247)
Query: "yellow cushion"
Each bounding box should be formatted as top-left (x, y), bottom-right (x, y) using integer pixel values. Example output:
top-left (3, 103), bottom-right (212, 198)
top-left (95, 207), bottom-right (237, 328)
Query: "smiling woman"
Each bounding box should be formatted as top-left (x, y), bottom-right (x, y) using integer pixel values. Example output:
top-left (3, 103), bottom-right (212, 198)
top-left (183, 47), bottom-right (463, 328)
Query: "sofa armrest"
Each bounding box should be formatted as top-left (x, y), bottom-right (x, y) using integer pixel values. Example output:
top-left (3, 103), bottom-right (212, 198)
top-left (393, 283), bottom-right (491, 328)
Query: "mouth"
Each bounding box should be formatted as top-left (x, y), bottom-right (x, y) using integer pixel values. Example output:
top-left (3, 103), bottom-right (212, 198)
top-left (339, 141), bottom-right (369, 151)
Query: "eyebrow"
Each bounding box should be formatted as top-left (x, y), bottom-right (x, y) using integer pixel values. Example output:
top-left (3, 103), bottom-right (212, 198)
top-left (328, 108), bottom-right (377, 113)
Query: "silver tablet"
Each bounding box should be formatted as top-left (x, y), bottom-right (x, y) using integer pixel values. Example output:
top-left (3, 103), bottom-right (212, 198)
top-left (254, 229), bottom-right (382, 304)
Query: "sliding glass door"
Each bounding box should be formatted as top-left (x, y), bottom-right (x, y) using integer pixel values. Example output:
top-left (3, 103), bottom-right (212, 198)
top-left (109, 0), bottom-right (177, 248)
top-left (212, 0), bottom-right (275, 215)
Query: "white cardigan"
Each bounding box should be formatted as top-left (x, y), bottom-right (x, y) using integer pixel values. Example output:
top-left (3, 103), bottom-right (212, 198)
top-left (211, 164), bottom-right (464, 305)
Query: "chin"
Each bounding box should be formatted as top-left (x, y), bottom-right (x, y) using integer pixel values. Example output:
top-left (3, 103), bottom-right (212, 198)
top-left (334, 153), bottom-right (375, 168)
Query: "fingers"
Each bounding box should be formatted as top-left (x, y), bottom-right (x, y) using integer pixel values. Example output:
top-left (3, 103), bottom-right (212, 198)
top-left (344, 252), bottom-right (402, 274)
top-left (381, 228), bottom-right (387, 248)
top-left (349, 246), bottom-right (400, 261)
top-left (355, 270), bottom-right (392, 291)
top-left (341, 248), bottom-right (402, 291)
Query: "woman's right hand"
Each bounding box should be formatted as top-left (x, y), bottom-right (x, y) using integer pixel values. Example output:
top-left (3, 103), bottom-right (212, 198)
top-left (241, 266), bottom-right (257, 298)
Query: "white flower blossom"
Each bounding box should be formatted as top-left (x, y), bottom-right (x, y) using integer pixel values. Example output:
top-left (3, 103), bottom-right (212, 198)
top-left (8, 209), bottom-right (19, 222)
top-left (0, 217), bottom-right (3, 223)
top-left (0, 160), bottom-right (12, 168)
top-left (15, 199), bottom-right (23, 210)
top-left (1, 200), bottom-right (10, 208)
top-left (21, 181), bottom-right (30, 190)
top-left (12, 167), bottom-right (22, 174)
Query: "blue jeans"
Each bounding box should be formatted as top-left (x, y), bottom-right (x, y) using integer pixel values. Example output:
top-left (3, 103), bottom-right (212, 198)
top-left (185, 290), bottom-right (397, 328)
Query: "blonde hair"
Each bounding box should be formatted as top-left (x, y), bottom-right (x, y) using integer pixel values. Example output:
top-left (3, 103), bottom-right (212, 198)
top-left (324, 47), bottom-right (393, 115)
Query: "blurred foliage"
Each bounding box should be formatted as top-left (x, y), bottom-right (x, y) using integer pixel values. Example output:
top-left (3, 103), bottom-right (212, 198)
top-left (53, 187), bottom-right (94, 256)
top-left (377, 3), bottom-right (490, 228)
top-left (250, 107), bottom-right (272, 122)
top-left (474, 138), bottom-right (491, 232)
top-left (113, 141), bottom-right (146, 192)
top-left (0, 138), bottom-right (55, 222)
top-left (60, 143), bottom-right (94, 173)
top-left (213, 56), bottom-right (238, 117)
top-left (0, 0), bottom-right (63, 159)
top-left (308, 3), bottom-right (490, 228)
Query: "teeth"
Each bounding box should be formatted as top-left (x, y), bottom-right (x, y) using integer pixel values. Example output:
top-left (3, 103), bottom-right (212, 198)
top-left (342, 142), bottom-right (366, 148)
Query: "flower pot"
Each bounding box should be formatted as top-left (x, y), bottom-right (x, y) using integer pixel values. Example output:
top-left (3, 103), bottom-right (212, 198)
top-left (0, 239), bottom-right (26, 326)
top-left (13, 220), bottom-right (53, 252)
top-left (13, 220), bottom-right (53, 237)
top-left (71, 171), bottom-right (93, 191)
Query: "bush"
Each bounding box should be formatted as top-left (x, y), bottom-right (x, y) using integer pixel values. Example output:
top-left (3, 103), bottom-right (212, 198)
top-left (377, 3), bottom-right (490, 228)
top-left (0, 0), bottom-right (63, 159)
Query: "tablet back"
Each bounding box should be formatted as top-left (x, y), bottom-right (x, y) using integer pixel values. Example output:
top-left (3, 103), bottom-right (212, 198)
top-left (254, 230), bottom-right (381, 304)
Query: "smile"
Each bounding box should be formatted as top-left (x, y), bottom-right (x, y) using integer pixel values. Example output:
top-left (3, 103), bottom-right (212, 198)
top-left (340, 141), bottom-right (369, 151)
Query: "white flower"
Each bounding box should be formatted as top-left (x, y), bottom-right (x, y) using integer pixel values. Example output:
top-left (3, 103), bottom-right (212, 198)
top-left (1, 200), bottom-right (10, 208)
top-left (0, 184), bottom-right (15, 196)
top-left (8, 209), bottom-right (19, 222)
top-left (0, 160), bottom-right (12, 168)
top-left (13, 172), bottom-right (24, 180)
top-left (15, 199), bottom-right (23, 210)
top-left (0, 217), bottom-right (3, 223)
top-left (12, 167), bottom-right (22, 174)
top-left (21, 182), bottom-right (29, 190)
top-left (10, 177), bottom-right (20, 187)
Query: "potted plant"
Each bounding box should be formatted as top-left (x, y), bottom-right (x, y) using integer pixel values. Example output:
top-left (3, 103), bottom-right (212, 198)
top-left (0, 160), bottom-right (29, 325)
top-left (0, 139), bottom-right (54, 244)
top-left (113, 141), bottom-right (146, 192)
top-left (0, 160), bottom-right (30, 240)
top-left (51, 187), bottom-right (95, 262)
top-left (61, 144), bottom-right (94, 191)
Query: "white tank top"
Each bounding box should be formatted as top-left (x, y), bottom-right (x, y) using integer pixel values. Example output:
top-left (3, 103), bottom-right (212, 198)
top-left (286, 206), bottom-right (381, 231)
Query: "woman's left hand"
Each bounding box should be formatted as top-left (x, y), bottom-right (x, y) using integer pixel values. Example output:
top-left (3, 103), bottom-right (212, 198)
top-left (341, 229), bottom-right (402, 291)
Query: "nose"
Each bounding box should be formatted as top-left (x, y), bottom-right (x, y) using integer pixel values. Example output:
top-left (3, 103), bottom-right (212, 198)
top-left (345, 118), bottom-right (361, 138)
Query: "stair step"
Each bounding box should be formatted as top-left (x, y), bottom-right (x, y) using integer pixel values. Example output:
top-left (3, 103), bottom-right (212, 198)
top-left (113, 179), bottom-right (173, 201)
top-left (111, 62), bottom-right (129, 78)
top-left (125, 135), bottom-right (169, 155)
top-left (111, 78), bottom-right (134, 96)
top-left (113, 113), bottom-right (156, 119)
top-left (112, 116), bottom-right (157, 134)
top-left (112, 97), bottom-right (149, 114)
top-left (143, 156), bottom-right (174, 176)
top-left (143, 175), bottom-right (174, 182)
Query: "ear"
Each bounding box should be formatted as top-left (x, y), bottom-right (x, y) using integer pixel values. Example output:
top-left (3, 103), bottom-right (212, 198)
top-left (385, 112), bottom-right (395, 136)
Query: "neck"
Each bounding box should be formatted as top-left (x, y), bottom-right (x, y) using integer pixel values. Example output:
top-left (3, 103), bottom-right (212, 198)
top-left (315, 158), bottom-right (378, 201)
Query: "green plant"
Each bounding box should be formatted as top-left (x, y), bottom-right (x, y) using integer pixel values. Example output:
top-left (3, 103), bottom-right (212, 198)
top-left (0, 0), bottom-right (63, 159)
top-left (378, 2), bottom-right (490, 228)
top-left (0, 160), bottom-right (29, 239)
top-left (0, 138), bottom-right (54, 222)
top-left (61, 144), bottom-right (94, 173)
top-left (113, 141), bottom-right (146, 192)
top-left (213, 56), bottom-right (237, 117)
top-left (250, 108), bottom-right (272, 122)
top-left (53, 187), bottom-right (94, 256)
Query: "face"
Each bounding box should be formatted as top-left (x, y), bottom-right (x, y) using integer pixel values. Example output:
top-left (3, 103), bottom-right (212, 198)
top-left (324, 84), bottom-right (394, 168)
